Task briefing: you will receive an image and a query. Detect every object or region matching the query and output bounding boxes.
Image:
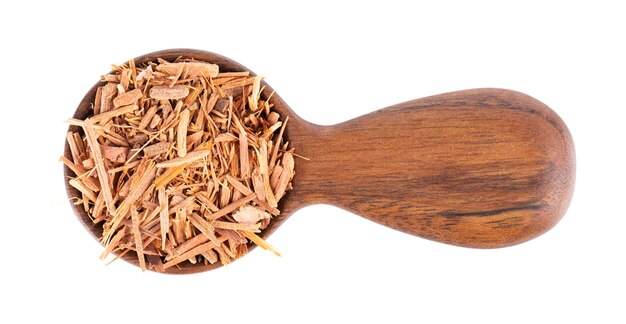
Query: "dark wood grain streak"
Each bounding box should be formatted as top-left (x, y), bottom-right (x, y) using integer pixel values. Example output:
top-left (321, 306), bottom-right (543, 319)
top-left (64, 49), bottom-right (575, 274)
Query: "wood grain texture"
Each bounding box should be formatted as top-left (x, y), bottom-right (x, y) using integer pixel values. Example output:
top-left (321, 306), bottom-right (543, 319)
top-left (281, 88), bottom-right (575, 248)
top-left (64, 49), bottom-right (575, 273)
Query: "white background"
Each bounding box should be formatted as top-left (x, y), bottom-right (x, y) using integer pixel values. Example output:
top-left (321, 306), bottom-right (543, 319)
top-left (1, 1), bottom-right (624, 323)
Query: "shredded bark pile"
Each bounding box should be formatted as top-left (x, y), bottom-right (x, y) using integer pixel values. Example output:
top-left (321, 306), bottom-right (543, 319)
top-left (63, 58), bottom-right (295, 271)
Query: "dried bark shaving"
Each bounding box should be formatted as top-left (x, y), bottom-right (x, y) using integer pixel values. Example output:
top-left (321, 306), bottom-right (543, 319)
top-left (63, 58), bottom-right (296, 271)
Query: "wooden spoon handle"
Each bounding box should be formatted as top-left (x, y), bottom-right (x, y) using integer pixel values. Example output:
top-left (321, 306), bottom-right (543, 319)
top-left (292, 89), bottom-right (575, 248)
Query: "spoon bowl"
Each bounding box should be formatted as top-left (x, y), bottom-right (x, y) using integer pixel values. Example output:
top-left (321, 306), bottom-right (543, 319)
top-left (65, 49), bottom-right (575, 274)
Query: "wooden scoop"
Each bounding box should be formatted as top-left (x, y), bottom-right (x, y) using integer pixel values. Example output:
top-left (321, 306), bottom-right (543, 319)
top-left (64, 49), bottom-right (575, 274)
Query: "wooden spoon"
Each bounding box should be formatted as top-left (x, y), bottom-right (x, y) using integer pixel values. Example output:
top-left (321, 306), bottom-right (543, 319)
top-left (64, 49), bottom-right (575, 274)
